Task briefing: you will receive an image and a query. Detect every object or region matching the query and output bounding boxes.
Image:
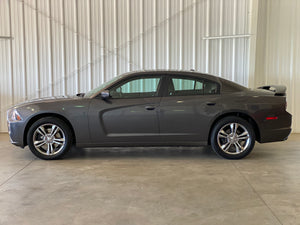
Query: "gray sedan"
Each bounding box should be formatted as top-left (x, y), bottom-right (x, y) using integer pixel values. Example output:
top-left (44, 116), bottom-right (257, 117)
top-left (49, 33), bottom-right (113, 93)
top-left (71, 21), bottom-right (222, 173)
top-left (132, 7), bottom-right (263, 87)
top-left (7, 71), bottom-right (292, 160)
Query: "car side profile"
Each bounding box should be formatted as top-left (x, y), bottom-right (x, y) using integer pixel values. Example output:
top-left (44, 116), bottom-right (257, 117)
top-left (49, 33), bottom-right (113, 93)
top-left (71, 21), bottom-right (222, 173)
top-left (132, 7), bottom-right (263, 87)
top-left (7, 71), bottom-right (292, 160)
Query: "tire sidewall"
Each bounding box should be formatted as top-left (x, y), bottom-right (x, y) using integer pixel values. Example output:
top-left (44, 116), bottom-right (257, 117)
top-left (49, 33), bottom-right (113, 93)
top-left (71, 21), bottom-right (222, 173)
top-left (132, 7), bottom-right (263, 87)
top-left (210, 116), bottom-right (255, 159)
top-left (27, 117), bottom-right (72, 160)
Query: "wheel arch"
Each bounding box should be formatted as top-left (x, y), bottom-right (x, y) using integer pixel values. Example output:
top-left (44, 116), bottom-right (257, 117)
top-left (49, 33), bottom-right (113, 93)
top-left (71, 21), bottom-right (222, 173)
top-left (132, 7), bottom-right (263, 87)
top-left (208, 112), bottom-right (260, 144)
top-left (23, 113), bottom-right (76, 146)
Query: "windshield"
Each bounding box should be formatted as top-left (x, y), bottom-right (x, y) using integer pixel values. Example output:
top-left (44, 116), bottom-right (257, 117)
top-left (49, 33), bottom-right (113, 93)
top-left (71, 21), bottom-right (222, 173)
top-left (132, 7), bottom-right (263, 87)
top-left (84, 75), bottom-right (123, 98)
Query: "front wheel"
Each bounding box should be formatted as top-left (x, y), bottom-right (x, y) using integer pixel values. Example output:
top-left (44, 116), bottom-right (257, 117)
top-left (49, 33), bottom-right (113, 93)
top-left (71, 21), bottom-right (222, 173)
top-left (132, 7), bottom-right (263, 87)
top-left (210, 116), bottom-right (255, 159)
top-left (27, 117), bottom-right (73, 160)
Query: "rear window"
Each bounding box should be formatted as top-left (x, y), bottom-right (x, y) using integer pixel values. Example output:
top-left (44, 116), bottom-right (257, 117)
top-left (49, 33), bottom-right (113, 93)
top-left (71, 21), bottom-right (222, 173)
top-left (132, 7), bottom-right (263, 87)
top-left (168, 77), bottom-right (219, 96)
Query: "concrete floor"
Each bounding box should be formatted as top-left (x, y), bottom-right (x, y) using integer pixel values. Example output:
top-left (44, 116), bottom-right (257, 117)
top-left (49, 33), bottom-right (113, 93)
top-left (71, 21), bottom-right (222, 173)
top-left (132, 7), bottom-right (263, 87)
top-left (0, 133), bottom-right (300, 225)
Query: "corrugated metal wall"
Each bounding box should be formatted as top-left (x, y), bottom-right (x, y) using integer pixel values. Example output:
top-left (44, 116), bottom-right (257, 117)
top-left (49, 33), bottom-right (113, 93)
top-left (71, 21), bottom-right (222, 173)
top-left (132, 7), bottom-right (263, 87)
top-left (255, 0), bottom-right (300, 132)
top-left (0, 0), bottom-right (255, 132)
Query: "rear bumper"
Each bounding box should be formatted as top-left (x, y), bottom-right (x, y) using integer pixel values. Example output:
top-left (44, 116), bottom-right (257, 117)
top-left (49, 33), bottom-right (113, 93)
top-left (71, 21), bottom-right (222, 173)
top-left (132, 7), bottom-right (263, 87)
top-left (259, 112), bottom-right (292, 143)
top-left (259, 127), bottom-right (291, 143)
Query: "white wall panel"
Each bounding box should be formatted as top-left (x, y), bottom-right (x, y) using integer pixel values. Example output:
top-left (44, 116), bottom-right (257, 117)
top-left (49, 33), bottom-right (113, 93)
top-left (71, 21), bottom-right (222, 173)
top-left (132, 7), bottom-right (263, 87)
top-left (156, 0), bottom-right (169, 69)
top-left (24, 0), bottom-right (39, 99)
top-left (64, 0), bottom-right (78, 94)
top-left (143, 0), bottom-right (156, 70)
top-left (90, 0), bottom-right (105, 88)
top-left (255, 0), bottom-right (300, 132)
top-left (1, 0), bottom-right (256, 132)
top-left (37, 0), bottom-right (52, 97)
top-left (116, 0), bottom-right (130, 74)
top-left (10, 0), bottom-right (27, 104)
top-left (0, 0), bottom-right (12, 132)
top-left (194, 0), bottom-right (208, 72)
top-left (51, 0), bottom-right (66, 96)
top-left (78, 0), bottom-right (92, 92)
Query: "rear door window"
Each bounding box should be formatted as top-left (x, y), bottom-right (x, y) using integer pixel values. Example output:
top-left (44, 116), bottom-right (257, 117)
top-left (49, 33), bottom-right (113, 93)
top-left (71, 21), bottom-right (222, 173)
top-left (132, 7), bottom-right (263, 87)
top-left (168, 77), bottom-right (219, 96)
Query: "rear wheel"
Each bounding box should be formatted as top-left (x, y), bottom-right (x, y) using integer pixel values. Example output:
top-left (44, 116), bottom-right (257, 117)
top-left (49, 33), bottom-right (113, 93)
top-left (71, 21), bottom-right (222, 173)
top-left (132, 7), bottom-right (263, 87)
top-left (27, 117), bottom-right (73, 160)
top-left (210, 116), bottom-right (255, 159)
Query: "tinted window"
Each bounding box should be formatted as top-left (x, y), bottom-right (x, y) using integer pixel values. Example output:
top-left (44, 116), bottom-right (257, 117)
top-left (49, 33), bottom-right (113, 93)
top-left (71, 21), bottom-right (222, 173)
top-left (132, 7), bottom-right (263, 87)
top-left (168, 77), bottom-right (218, 96)
top-left (110, 77), bottom-right (161, 98)
top-left (85, 75), bottom-right (124, 98)
top-left (173, 78), bottom-right (203, 91)
top-left (203, 81), bottom-right (218, 94)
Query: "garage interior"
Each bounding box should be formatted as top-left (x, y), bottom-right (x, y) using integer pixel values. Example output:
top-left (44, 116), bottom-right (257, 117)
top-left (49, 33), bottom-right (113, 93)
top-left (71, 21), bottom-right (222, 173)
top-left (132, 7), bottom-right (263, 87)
top-left (0, 0), bottom-right (300, 224)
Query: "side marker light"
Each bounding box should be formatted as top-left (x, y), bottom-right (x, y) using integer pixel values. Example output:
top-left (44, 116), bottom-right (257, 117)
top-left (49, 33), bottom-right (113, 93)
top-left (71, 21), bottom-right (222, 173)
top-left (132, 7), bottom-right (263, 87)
top-left (266, 117), bottom-right (278, 120)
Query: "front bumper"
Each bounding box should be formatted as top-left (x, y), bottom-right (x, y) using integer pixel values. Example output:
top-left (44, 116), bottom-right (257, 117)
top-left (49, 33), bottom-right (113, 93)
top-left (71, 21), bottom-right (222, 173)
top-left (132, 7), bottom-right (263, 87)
top-left (7, 121), bottom-right (26, 148)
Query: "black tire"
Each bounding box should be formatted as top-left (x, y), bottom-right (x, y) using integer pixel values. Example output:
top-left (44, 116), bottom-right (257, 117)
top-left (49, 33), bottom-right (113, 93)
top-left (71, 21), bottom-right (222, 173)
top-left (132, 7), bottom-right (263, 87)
top-left (210, 116), bottom-right (255, 159)
top-left (27, 117), bottom-right (73, 160)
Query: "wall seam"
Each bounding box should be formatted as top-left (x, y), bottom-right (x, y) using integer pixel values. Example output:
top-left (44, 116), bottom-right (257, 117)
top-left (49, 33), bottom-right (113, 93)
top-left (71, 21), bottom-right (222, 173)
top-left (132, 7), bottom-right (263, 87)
top-left (21, 0), bottom-right (28, 100)
top-left (8, 0), bottom-right (14, 103)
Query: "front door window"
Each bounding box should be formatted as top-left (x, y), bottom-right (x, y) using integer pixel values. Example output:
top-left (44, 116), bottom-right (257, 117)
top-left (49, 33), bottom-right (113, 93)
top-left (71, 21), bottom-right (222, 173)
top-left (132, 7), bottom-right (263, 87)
top-left (110, 77), bottom-right (162, 99)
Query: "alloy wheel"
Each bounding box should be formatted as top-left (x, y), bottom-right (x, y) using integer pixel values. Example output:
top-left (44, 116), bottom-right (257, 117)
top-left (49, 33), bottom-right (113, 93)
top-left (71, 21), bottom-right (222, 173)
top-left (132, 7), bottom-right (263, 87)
top-left (33, 123), bottom-right (66, 156)
top-left (216, 122), bottom-right (250, 155)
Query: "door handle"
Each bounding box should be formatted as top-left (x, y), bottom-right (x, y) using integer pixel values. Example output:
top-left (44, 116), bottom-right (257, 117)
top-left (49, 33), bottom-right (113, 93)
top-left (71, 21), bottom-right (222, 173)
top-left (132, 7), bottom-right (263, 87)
top-left (206, 102), bottom-right (216, 106)
top-left (145, 106), bottom-right (156, 110)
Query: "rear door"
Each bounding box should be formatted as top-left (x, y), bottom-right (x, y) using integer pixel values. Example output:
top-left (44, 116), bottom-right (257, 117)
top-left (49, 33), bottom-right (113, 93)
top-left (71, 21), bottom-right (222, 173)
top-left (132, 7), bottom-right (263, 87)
top-left (158, 75), bottom-right (222, 144)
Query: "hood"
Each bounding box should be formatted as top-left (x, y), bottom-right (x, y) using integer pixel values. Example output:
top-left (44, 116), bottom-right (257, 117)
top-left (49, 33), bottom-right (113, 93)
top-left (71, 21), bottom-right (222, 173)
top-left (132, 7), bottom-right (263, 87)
top-left (12, 95), bottom-right (81, 109)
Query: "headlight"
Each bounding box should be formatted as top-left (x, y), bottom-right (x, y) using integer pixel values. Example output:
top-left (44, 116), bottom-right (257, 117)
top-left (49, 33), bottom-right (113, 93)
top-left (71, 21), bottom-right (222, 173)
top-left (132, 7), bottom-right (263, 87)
top-left (7, 108), bottom-right (23, 122)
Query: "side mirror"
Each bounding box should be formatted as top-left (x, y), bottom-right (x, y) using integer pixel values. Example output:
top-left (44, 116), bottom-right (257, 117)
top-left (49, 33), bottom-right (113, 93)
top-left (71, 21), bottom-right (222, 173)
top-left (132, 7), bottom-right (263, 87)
top-left (101, 90), bottom-right (110, 100)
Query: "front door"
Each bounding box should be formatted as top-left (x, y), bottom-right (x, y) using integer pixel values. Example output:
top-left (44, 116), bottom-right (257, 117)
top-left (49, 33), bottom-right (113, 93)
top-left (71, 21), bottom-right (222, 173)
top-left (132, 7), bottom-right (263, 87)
top-left (89, 76), bottom-right (163, 145)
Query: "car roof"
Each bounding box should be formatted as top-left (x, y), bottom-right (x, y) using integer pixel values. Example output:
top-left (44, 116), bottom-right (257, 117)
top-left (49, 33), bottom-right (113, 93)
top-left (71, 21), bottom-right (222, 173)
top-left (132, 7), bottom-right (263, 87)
top-left (120, 70), bottom-right (221, 82)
